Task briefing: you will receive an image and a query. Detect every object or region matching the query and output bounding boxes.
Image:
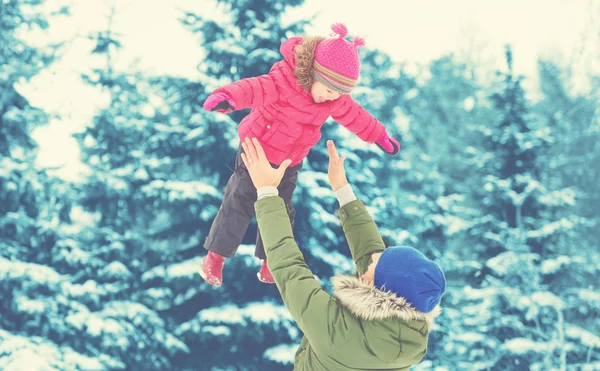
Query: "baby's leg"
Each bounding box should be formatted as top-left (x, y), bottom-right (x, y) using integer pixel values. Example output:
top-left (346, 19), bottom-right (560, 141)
top-left (203, 148), bottom-right (257, 258)
top-left (255, 168), bottom-right (300, 259)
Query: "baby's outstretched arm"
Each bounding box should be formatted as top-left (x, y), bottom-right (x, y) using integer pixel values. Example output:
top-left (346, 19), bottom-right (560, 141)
top-left (331, 96), bottom-right (400, 155)
top-left (203, 63), bottom-right (286, 113)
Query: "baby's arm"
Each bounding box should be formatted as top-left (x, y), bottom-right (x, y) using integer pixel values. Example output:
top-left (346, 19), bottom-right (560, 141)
top-left (330, 95), bottom-right (386, 143)
top-left (205, 61), bottom-right (286, 111)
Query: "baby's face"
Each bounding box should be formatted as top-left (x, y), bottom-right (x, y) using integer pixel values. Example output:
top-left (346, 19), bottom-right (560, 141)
top-left (310, 80), bottom-right (341, 103)
top-left (361, 252), bottom-right (383, 283)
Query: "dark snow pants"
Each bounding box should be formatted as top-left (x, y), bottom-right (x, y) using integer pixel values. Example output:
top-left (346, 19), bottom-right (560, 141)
top-left (203, 145), bottom-right (302, 260)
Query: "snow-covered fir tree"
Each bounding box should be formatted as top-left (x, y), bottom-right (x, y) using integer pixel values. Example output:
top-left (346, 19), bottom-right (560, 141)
top-left (0, 1), bottom-right (130, 370)
top-left (436, 47), bottom-right (600, 370)
top-left (170, 0), bottom-right (311, 369)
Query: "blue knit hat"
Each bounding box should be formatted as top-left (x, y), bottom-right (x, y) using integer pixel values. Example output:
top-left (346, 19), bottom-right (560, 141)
top-left (374, 246), bottom-right (446, 313)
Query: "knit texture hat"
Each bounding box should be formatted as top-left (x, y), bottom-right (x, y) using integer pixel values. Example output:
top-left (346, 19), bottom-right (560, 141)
top-left (374, 246), bottom-right (446, 313)
top-left (313, 23), bottom-right (364, 94)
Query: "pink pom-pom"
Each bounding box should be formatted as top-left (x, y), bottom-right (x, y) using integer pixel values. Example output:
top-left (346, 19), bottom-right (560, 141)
top-left (331, 23), bottom-right (348, 39)
top-left (353, 36), bottom-right (365, 48)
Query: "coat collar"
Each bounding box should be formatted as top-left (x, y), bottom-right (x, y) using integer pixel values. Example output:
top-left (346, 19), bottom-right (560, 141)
top-left (331, 275), bottom-right (441, 329)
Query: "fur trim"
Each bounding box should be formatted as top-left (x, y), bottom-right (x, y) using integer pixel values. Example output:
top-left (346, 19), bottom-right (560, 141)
top-left (331, 275), bottom-right (442, 330)
top-left (294, 36), bottom-right (325, 92)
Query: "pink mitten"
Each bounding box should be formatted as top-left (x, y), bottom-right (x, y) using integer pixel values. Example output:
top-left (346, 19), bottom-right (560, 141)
top-left (203, 92), bottom-right (235, 113)
top-left (375, 132), bottom-right (400, 155)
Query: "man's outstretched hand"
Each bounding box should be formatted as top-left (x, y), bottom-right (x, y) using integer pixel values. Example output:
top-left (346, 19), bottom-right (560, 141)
top-left (241, 137), bottom-right (292, 189)
top-left (327, 140), bottom-right (349, 192)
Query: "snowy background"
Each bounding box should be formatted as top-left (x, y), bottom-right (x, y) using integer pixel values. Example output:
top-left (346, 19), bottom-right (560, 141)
top-left (1, 0), bottom-right (599, 370)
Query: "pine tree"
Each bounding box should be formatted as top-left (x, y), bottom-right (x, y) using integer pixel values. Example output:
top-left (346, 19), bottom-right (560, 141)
top-left (536, 60), bottom-right (600, 254)
top-left (63, 5), bottom-right (195, 369)
top-left (434, 47), bottom-right (600, 370)
top-left (0, 1), bottom-right (125, 369)
top-left (159, 1), bottom-right (311, 369)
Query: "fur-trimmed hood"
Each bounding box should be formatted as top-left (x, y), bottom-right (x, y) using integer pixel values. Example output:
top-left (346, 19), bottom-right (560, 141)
top-left (280, 36), bottom-right (325, 92)
top-left (331, 275), bottom-right (442, 330)
top-left (280, 36), bottom-right (303, 69)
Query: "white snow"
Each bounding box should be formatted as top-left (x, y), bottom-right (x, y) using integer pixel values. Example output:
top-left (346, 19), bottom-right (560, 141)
top-left (540, 255), bottom-right (586, 274)
top-left (133, 167), bottom-right (149, 181)
top-left (202, 325), bottom-right (231, 336)
top-left (436, 194), bottom-right (464, 210)
top-left (211, 40), bottom-right (246, 56)
top-left (141, 180), bottom-right (220, 201)
top-left (531, 292), bottom-right (565, 309)
top-left (445, 216), bottom-right (473, 235)
top-left (66, 301), bottom-right (167, 342)
top-left (185, 125), bottom-right (205, 141)
top-left (565, 325), bottom-right (600, 348)
top-left (503, 338), bottom-right (546, 354)
top-left (311, 243), bottom-right (354, 276)
top-left (482, 231), bottom-right (503, 244)
top-left (527, 218), bottom-right (575, 239)
top-left (0, 332), bottom-right (116, 371)
top-left (247, 48), bottom-right (281, 62)
top-left (486, 251), bottom-right (519, 276)
top-left (263, 343), bottom-right (298, 364)
top-left (103, 301), bottom-right (163, 325)
top-left (455, 332), bottom-right (486, 343)
top-left (237, 244), bottom-right (259, 257)
top-left (539, 188), bottom-right (576, 206)
top-left (99, 261), bottom-right (132, 279)
top-left (105, 176), bottom-right (129, 192)
top-left (199, 305), bottom-right (246, 325)
top-left (462, 96), bottom-right (475, 111)
top-left (142, 287), bottom-right (173, 300)
top-left (0, 157), bottom-right (27, 177)
top-left (15, 296), bottom-right (47, 314)
top-left (198, 302), bottom-right (294, 328)
top-left (245, 302), bottom-right (294, 324)
top-left (0, 257), bottom-right (64, 284)
top-left (308, 186), bottom-right (334, 199)
top-left (430, 213), bottom-right (473, 236)
top-left (403, 206), bottom-right (423, 217)
top-left (404, 88), bottom-right (419, 100)
top-left (165, 256), bottom-right (204, 278)
top-left (517, 291), bottom-right (565, 320)
top-left (141, 266), bottom-right (166, 282)
top-left (162, 333), bottom-right (190, 354)
top-left (578, 289), bottom-right (600, 305)
top-left (85, 315), bottom-right (105, 337)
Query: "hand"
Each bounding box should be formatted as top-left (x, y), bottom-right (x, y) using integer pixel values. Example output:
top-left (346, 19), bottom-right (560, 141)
top-left (375, 132), bottom-right (400, 155)
top-left (326, 140), bottom-right (349, 192)
top-left (240, 137), bottom-right (292, 189)
top-left (203, 92), bottom-right (235, 113)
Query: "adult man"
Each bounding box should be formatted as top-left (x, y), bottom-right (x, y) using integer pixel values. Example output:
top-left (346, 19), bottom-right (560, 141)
top-left (240, 137), bottom-right (445, 370)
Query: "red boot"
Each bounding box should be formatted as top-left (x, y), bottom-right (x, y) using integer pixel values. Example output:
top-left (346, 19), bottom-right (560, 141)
top-left (257, 260), bottom-right (275, 284)
top-left (199, 251), bottom-right (225, 287)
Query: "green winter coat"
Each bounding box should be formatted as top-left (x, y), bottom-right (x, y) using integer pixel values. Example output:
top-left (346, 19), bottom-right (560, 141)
top-left (255, 196), bottom-right (441, 371)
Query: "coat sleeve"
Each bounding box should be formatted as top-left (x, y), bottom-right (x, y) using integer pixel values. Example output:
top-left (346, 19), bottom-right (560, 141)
top-left (212, 62), bottom-right (286, 110)
top-left (255, 196), bottom-right (350, 352)
top-left (330, 95), bottom-right (387, 143)
top-left (339, 199), bottom-right (386, 276)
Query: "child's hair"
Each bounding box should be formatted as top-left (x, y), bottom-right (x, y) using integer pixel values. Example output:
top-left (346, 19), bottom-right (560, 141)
top-left (294, 36), bottom-right (325, 92)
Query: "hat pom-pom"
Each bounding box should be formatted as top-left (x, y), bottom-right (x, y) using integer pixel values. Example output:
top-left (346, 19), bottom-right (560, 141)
top-left (331, 23), bottom-right (348, 39)
top-left (353, 36), bottom-right (365, 48)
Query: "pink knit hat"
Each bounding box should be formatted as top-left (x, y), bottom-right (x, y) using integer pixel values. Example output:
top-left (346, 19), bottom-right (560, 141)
top-left (313, 23), bottom-right (365, 94)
